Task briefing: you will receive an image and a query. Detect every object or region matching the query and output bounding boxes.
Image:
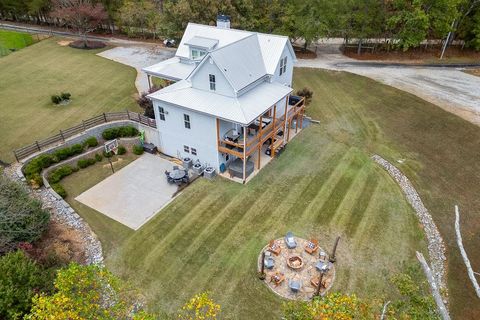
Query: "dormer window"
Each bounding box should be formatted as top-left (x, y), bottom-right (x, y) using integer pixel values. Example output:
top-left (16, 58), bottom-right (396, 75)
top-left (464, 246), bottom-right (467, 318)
top-left (191, 49), bottom-right (206, 60)
top-left (279, 56), bottom-right (287, 76)
top-left (209, 74), bottom-right (216, 91)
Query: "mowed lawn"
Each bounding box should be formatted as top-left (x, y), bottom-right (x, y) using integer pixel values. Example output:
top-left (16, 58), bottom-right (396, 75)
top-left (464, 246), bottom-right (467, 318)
top-left (0, 37), bottom-right (139, 163)
top-left (0, 30), bottom-right (36, 56)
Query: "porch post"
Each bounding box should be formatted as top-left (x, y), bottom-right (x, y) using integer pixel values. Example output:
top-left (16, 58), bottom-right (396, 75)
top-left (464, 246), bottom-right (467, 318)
top-left (216, 118), bottom-right (220, 149)
top-left (284, 95), bottom-right (289, 144)
top-left (242, 126), bottom-right (247, 183)
top-left (271, 105), bottom-right (277, 158)
top-left (257, 115), bottom-right (263, 169)
top-left (147, 75), bottom-right (152, 90)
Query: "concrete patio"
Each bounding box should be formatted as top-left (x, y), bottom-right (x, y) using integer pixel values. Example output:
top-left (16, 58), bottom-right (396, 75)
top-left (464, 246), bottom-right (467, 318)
top-left (75, 153), bottom-right (178, 230)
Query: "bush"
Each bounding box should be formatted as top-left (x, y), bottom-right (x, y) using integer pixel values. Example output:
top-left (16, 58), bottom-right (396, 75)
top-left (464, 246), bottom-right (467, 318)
top-left (133, 144), bottom-right (144, 155)
top-left (77, 159), bottom-right (89, 169)
top-left (94, 153), bottom-right (102, 162)
top-left (53, 148), bottom-right (71, 161)
top-left (102, 126), bottom-right (139, 140)
top-left (51, 183), bottom-right (67, 198)
top-left (48, 165), bottom-right (74, 184)
top-left (60, 92), bottom-right (71, 100)
top-left (51, 95), bottom-right (62, 104)
top-left (103, 150), bottom-right (113, 158)
top-left (0, 251), bottom-right (54, 319)
top-left (296, 87), bottom-right (314, 105)
top-left (24, 154), bottom-right (57, 186)
top-left (0, 176), bottom-right (50, 253)
top-left (117, 145), bottom-right (127, 155)
top-left (69, 143), bottom-right (84, 155)
top-left (83, 137), bottom-right (98, 148)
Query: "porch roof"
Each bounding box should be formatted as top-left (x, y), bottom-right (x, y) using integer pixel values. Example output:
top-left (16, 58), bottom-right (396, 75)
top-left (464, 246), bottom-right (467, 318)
top-left (142, 57), bottom-right (195, 81)
top-left (147, 80), bottom-right (292, 125)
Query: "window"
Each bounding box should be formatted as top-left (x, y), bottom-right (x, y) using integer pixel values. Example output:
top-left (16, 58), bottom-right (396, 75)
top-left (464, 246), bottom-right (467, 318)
top-left (191, 148), bottom-right (197, 156)
top-left (191, 49), bottom-right (206, 60)
top-left (279, 56), bottom-right (287, 75)
top-left (158, 106), bottom-right (165, 121)
top-left (184, 145), bottom-right (190, 153)
top-left (184, 114), bottom-right (191, 129)
top-left (209, 74), bottom-right (216, 91)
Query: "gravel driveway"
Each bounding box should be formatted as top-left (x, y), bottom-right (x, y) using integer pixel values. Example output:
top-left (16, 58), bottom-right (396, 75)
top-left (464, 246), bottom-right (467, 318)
top-left (296, 43), bottom-right (480, 126)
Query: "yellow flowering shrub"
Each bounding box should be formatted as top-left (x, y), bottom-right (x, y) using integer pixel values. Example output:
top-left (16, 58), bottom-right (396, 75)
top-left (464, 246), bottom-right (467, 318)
top-left (178, 292), bottom-right (221, 320)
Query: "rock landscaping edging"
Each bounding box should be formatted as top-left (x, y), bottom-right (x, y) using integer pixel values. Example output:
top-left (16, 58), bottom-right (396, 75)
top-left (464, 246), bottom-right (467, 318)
top-left (372, 155), bottom-right (447, 294)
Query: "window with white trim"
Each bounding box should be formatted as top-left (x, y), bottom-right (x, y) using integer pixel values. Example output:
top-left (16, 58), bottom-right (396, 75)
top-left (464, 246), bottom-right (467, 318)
top-left (158, 106), bottom-right (165, 121)
top-left (279, 56), bottom-right (287, 75)
top-left (191, 148), bottom-right (197, 156)
top-left (209, 74), bottom-right (216, 91)
top-left (191, 49), bottom-right (206, 60)
top-left (184, 145), bottom-right (190, 153)
top-left (184, 114), bottom-right (191, 129)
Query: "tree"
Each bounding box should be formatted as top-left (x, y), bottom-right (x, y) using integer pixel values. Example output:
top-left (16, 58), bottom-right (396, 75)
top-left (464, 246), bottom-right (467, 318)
top-left (178, 292), bottom-right (221, 320)
top-left (137, 85), bottom-right (162, 119)
top-left (50, 0), bottom-right (108, 47)
top-left (0, 175), bottom-right (50, 254)
top-left (27, 263), bottom-right (154, 319)
top-left (116, 0), bottom-right (161, 38)
top-left (0, 250), bottom-right (54, 320)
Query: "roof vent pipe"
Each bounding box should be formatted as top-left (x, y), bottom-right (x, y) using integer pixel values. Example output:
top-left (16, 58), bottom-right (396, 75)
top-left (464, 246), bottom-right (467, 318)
top-left (217, 14), bottom-right (231, 29)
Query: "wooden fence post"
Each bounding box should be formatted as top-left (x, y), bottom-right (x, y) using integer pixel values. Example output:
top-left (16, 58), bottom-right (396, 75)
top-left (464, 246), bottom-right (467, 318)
top-left (138, 113), bottom-right (141, 122)
top-left (13, 151), bottom-right (19, 162)
top-left (103, 113), bottom-right (107, 122)
top-left (82, 120), bottom-right (86, 131)
top-left (126, 109), bottom-right (130, 120)
top-left (35, 141), bottom-right (41, 151)
top-left (59, 130), bottom-right (65, 142)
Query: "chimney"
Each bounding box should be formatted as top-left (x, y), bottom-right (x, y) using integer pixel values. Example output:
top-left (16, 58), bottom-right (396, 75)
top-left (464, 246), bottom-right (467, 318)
top-left (216, 14), bottom-right (231, 29)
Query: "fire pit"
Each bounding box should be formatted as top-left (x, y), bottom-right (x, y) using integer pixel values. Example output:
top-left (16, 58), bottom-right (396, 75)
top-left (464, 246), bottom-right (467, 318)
top-left (287, 255), bottom-right (304, 269)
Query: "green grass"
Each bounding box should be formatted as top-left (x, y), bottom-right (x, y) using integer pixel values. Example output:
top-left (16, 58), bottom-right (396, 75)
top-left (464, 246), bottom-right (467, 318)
top-left (62, 68), bottom-right (480, 319)
top-left (0, 37), bottom-right (140, 163)
top-left (0, 30), bottom-right (35, 56)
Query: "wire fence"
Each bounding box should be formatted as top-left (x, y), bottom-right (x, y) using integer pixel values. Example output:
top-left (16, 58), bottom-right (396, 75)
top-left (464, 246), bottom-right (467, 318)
top-left (13, 110), bottom-right (156, 162)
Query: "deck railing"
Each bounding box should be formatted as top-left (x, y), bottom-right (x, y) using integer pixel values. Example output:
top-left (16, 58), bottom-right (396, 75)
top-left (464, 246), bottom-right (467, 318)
top-left (13, 110), bottom-right (156, 162)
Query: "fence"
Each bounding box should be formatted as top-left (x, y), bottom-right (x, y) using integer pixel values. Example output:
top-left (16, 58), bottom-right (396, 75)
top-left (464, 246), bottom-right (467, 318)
top-left (13, 110), bottom-right (156, 162)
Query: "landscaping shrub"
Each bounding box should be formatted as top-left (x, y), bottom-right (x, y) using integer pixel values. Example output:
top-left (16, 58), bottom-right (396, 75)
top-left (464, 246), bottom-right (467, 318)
top-left (53, 148), bottom-right (71, 161)
top-left (102, 126), bottom-right (139, 140)
top-left (60, 92), bottom-right (71, 100)
top-left (296, 87), bottom-right (314, 105)
top-left (0, 176), bottom-right (50, 253)
top-left (94, 153), bottom-right (102, 162)
top-left (51, 95), bottom-right (62, 104)
top-left (24, 154), bottom-right (57, 186)
top-left (133, 144), bottom-right (144, 155)
top-left (51, 183), bottom-right (67, 198)
top-left (83, 137), bottom-right (98, 148)
top-left (69, 143), bottom-right (84, 155)
top-left (117, 145), bottom-right (127, 155)
top-left (0, 251), bottom-right (54, 319)
top-left (77, 159), bottom-right (89, 169)
top-left (48, 165), bottom-right (74, 184)
top-left (103, 150), bottom-right (113, 158)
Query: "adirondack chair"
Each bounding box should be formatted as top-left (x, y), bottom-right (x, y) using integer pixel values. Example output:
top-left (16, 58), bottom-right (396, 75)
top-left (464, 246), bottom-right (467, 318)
top-left (285, 232), bottom-right (297, 249)
top-left (271, 272), bottom-right (285, 286)
top-left (304, 239), bottom-right (319, 254)
top-left (289, 279), bottom-right (302, 292)
top-left (268, 240), bottom-right (281, 255)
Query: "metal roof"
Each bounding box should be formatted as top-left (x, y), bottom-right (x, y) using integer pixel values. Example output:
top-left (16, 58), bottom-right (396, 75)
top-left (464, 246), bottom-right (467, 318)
top-left (148, 80), bottom-right (292, 125)
top-left (142, 57), bottom-right (196, 81)
top-left (184, 36), bottom-right (219, 50)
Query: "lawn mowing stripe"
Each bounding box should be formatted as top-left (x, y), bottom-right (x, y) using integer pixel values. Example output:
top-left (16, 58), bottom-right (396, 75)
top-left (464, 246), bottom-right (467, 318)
top-left (313, 154), bottom-right (365, 224)
top-left (343, 167), bottom-right (380, 236)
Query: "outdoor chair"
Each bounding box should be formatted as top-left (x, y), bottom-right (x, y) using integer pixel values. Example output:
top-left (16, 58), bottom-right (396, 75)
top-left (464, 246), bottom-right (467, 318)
top-left (267, 240), bottom-right (281, 255)
top-left (264, 256), bottom-right (275, 269)
top-left (289, 279), bottom-right (302, 292)
top-left (304, 239), bottom-right (319, 254)
top-left (270, 272), bottom-right (285, 286)
top-left (285, 232), bottom-right (297, 249)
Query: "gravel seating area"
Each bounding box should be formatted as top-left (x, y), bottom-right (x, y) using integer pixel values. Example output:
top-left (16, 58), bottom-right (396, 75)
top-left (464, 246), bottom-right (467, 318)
top-left (372, 155), bottom-right (447, 293)
top-left (3, 163), bottom-right (103, 265)
top-left (258, 237), bottom-right (336, 301)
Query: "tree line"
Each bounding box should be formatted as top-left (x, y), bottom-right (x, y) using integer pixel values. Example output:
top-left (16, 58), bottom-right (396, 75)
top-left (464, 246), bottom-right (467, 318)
top-left (0, 0), bottom-right (479, 52)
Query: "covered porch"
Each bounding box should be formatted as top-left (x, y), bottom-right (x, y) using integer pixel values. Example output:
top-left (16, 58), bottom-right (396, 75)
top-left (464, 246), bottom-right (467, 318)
top-left (216, 95), bottom-right (306, 183)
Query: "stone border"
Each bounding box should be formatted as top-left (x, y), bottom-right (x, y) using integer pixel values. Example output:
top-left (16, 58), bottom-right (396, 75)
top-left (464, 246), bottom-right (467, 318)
top-left (372, 155), bottom-right (447, 293)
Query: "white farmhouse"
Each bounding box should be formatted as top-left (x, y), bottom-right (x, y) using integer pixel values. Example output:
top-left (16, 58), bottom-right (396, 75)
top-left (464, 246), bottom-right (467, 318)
top-left (143, 17), bottom-right (305, 183)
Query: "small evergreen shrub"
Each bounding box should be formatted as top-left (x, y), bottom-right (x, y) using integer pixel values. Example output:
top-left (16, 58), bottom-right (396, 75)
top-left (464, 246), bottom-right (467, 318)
top-left (77, 159), bottom-right (89, 169)
top-left (69, 144), bottom-right (84, 155)
top-left (95, 153), bottom-right (102, 162)
top-left (102, 126), bottom-right (139, 140)
top-left (53, 148), bottom-right (71, 161)
top-left (51, 183), bottom-right (67, 198)
top-left (117, 145), bottom-right (127, 155)
top-left (51, 95), bottom-right (62, 104)
top-left (87, 158), bottom-right (96, 166)
top-left (103, 150), bottom-right (113, 158)
top-left (83, 137), bottom-right (98, 148)
top-left (133, 144), bottom-right (144, 155)
top-left (48, 165), bottom-right (74, 184)
top-left (60, 92), bottom-right (71, 100)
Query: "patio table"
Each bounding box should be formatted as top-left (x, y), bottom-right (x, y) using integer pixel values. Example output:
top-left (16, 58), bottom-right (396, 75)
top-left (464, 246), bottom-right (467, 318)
top-left (169, 169), bottom-right (187, 181)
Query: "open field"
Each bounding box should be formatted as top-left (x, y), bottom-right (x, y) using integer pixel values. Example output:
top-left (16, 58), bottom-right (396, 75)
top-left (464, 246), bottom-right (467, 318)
top-left (0, 37), bottom-right (139, 163)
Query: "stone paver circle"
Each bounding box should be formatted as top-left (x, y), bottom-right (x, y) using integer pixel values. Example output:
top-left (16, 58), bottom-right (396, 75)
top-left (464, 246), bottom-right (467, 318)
top-left (258, 237), bottom-right (336, 301)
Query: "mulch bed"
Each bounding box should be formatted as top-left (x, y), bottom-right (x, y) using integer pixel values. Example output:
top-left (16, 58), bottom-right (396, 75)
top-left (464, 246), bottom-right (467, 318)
top-left (293, 46), bottom-right (317, 59)
top-left (69, 40), bottom-right (106, 50)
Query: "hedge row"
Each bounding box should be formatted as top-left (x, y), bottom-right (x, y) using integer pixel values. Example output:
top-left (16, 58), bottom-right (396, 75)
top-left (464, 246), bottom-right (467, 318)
top-left (102, 126), bottom-right (139, 140)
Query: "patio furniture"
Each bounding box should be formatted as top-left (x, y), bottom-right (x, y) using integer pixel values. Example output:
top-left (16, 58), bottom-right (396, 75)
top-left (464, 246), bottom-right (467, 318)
top-left (268, 240), bottom-right (281, 256)
top-left (264, 256), bottom-right (275, 269)
top-left (289, 279), bottom-right (302, 292)
top-left (224, 129), bottom-right (240, 142)
top-left (169, 169), bottom-right (188, 184)
top-left (305, 239), bottom-right (319, 254)
top-left (287, 255), bottom-right (304, 269)
top-left (285, 232), bottom-right (297, 249)
top-left (165, 170), bottom-right (174, 184)
top-left (143, 142), bottom-right (157, 154)
top-left (228, 158), bottom-right (254, 179)
top-left (315, 260), bottom-right (331, 273)
top-left (319, 251), bottom-right (327, 261)
top-left (270, 272), bottom-right (285, 286)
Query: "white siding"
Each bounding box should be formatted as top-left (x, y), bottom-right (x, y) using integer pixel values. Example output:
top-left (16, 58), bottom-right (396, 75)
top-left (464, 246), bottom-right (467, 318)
top-left (270, 45), bottom-right (294, 87)
top-left (190, 58), bottom-right (235, 96)
top-left (153, 100), bottom-right (220, 169)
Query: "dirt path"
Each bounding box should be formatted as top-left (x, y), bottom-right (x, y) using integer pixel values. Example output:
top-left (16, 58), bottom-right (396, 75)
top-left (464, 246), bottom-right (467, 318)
top-left (296, 44), bottom-right (480, 126)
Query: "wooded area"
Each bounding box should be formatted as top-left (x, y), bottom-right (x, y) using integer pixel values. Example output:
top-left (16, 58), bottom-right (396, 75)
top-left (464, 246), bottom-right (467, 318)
top-left (0, 0), bottom-right (479, 53)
